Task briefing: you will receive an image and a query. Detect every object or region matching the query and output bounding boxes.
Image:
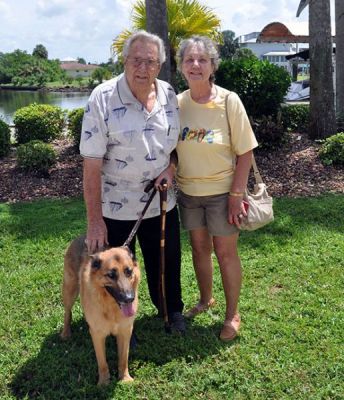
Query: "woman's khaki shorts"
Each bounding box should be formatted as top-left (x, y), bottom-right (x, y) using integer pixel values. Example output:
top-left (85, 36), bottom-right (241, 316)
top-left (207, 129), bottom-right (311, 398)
top-left (178, 191), bottom-right (239, 236)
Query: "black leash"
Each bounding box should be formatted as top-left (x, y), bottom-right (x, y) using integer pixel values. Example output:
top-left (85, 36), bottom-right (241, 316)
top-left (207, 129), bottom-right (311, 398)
top-left (122, 180), bottom-right (157, 248)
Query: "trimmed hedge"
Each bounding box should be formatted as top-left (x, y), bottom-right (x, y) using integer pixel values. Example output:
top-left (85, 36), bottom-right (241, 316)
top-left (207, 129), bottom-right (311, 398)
top-left (13, 103), bottom-right (64, 144)
top-left (281, 104), bottom-right (310, 133)
top-left (17, 140), bottom-right (57, 174)
top-left (318, 132), bottom-right (344, 166)
top-left (67, 107), bottom-right (84, 146)
top-left (0, 119), bottom-right (11, 158)
top-left (216, 58), bottom-right (291, 119)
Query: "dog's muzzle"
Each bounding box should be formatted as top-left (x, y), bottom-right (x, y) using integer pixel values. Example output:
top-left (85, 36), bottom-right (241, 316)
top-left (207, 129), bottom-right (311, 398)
top-left (105, 286), bottom-right (136, 317)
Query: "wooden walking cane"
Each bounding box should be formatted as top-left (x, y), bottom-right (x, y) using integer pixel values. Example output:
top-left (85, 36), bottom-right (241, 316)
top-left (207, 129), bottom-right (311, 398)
top-left (159, 179), bottom-right (171, 333)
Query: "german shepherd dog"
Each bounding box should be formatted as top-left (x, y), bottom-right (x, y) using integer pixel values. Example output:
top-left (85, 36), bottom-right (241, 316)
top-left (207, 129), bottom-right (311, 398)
top-left (60, 235), bottom-right (140, 385)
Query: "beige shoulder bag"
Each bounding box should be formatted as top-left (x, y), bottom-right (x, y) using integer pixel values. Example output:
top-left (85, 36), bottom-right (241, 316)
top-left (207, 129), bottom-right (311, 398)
top-left (225, 94), bottom-right (274, 231)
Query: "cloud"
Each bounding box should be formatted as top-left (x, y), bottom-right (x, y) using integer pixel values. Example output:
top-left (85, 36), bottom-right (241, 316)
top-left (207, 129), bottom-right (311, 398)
top-left (36, 0), bottom-right (70, 17)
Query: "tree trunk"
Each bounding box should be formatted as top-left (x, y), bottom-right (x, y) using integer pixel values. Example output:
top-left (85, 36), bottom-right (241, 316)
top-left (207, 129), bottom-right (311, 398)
top-left (309, 0), bottom-right (336, 139)
top-left (145, 0), bottom-right (171, 84)
top-left (335, 0), bottom-right (344, 128)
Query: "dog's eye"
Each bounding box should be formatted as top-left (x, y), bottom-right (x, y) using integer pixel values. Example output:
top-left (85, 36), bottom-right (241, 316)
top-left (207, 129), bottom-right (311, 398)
top-left (106, 269), bottom-right (118, 280)
top-left (124, 267), bottom-right (132, 278)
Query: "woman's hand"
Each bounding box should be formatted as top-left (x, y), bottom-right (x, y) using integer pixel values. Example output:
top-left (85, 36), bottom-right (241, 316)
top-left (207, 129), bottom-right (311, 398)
top-left (155, 164), bottom-right (175, 191)
top-left (228, 195), bottom-right (248, 229)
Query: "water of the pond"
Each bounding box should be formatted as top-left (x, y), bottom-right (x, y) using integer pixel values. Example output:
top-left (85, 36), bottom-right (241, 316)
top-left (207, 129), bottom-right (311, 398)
top-left (0, 89), bottom-right (90, 125)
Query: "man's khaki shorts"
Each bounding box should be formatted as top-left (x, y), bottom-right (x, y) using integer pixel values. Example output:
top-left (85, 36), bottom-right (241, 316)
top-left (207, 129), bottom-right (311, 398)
top-left (178, 191), bottom-right (239, 236)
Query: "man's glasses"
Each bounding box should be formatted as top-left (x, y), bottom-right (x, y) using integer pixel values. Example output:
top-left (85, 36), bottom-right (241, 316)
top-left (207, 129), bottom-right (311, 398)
top-left (126, 57), bottom-right (160, 69)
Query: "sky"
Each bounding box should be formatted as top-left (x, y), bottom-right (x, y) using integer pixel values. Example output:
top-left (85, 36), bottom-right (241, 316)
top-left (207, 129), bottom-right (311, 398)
top-left (0, 0), bottom-right (336, 64)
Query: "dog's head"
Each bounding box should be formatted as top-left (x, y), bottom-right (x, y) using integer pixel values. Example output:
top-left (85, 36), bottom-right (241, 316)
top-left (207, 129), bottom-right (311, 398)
top-left (90, 246), bottom-right (140, 317)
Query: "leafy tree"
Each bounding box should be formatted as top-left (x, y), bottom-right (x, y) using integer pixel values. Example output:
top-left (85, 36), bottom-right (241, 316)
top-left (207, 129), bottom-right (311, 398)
top-left (0, 50), bottom-right (64, 86)
top-left (91, 67), bottom-right (112, 83)
top-left (232, 48), bottom-right (257, 61)
top-left (218, 30), bottom-right (238, 60)
top-left (32, 44), bottom-right (48, 59)
top-left (77, 57), bottom-right (86, 64)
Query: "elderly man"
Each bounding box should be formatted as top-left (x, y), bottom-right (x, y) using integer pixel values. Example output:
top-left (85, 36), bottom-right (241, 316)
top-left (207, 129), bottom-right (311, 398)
top-left (80, 30), bottom-right (185, 333)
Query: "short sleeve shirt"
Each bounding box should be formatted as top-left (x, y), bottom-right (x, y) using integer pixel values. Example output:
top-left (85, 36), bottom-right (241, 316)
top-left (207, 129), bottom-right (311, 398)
top-left (176, 85), bottom-right (258, 196)
top-left (80, 73), bottom-right (180, 220)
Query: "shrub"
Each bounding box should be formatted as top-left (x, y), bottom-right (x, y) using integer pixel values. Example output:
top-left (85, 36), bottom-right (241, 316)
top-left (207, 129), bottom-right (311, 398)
top-left (281, 104), bottom-right (310, 133)
top-left (67, 108), bottom-right (84, 146)
top-left (0, 119), bottom-right (11, 158)
top-left (13, 103), bottom-right (64, 144)
top-left (251, 114), bottom-right (287, 150)
top-left (216, 58), bottom-right (291, 119)
top-left (318, 132), bottom-right (344, 166)
top-left (17, 140), bottom-right (57, 174)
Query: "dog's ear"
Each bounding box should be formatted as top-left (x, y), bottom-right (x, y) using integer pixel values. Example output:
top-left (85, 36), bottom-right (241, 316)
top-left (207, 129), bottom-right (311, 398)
top-left (121, 245), bottom-right (136, 261)
top-left (90, 255), bottom-right (102, 270)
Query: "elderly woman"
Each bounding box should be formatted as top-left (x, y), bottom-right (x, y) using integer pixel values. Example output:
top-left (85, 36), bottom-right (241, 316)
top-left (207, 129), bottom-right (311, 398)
top-left (80, 30), bottom-right (185, 333)
top-left (176, 36), bottom-right (258, 341)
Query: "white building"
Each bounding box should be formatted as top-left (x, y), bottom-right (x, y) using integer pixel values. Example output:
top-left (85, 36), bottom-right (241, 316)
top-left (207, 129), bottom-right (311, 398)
top-left (237, 32), bottom-right (297, 74)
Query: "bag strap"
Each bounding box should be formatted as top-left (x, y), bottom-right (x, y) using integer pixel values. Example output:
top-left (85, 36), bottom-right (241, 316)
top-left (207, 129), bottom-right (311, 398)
top-left (224, 93), bottom-right (263, 185)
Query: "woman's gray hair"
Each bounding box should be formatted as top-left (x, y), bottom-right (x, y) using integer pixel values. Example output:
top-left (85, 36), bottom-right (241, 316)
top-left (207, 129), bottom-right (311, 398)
top-left (176, 35), bottom-right (220, 82)
top-left (122, 30), bottom-right (166, 64)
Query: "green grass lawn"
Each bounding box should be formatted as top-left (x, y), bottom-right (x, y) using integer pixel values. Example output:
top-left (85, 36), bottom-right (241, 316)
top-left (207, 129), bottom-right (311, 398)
top-left (0, 195), bottom-right (343, 399)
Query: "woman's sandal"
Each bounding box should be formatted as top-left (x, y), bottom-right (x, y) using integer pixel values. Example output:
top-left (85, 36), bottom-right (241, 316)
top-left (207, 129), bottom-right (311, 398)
top-left (219, 313), bottom-right (241, 342)
top-left (184, 298), bottom-right (216, 318)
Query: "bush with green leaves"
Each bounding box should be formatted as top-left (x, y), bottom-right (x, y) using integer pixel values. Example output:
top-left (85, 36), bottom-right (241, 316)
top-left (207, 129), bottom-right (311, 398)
top-left (318, 132), bottom-right (344, 166)
top-left (17, 139), bottom-right (57, 174)
top-left (13, 103), bottom-right (64, 144)
top-left (67, 108), bottom-right (84, 146)
top-left (251, 114), bottom-right (287, 150)
top-left (0, 119), bottom-right (11, 157)
top-left (216, 58), bottom-right (291, 118)
top-left (281, 104), bottom-right (310, 133)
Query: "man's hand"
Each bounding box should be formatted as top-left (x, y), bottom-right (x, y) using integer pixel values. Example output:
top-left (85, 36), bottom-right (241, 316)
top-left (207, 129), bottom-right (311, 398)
top-left (86, 219), bottom-right (108, 254)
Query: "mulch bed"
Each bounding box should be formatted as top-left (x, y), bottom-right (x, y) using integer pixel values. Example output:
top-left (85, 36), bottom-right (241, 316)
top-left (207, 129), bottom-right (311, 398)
top-left (0, 133), bottom-right (342, 204)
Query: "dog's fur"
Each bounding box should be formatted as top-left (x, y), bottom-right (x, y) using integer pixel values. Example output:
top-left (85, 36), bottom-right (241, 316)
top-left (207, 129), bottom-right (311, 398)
top-left (61, 235), bottom-right (140, 385)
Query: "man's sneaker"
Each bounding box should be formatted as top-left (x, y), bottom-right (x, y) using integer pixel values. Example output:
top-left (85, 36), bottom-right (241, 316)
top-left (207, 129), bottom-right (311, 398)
top-left (168, 312), bottom-right (186, 334)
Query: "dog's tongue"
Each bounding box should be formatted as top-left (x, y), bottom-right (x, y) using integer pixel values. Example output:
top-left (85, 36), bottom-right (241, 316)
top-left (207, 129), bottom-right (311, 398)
top-left (121, 303), bottom-right (135, 317)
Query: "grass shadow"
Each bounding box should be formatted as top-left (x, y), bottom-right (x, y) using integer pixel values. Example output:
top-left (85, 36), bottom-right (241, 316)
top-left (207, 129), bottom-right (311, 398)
top-left (9, 314), bottom-right (230, 400)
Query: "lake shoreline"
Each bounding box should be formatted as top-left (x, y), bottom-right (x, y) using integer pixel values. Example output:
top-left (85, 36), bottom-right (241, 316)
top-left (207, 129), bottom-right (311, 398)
top-left (0, 85), bottom-right (91, 93)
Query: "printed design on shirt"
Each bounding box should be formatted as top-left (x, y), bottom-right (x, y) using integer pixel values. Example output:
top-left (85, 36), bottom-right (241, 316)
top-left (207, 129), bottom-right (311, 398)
top-left (145, 150), bottom-right (157, 161)
top-left (121, 197), bottom-right (129, 204)
top-left (104, 180), bottom-right (117, 192)
top-left (110, 201), bottom-right (123, 212)
top-left (122, 130), bottom-right (135, 143)
top-left (108, 136), bottom-right (121, 147)
top-left (115, 159), bottom-right (128, 170)
top-left (83, 130), bottom-right (93, 140)
top-left (118, 179), bottom-right (131, 189)
top-left (140, 192), bottom-right (152, 203)
top-left (125, 155), bottom-right (134, 163)
top-left (165, 110), bottom-right (174, 118)
top-left (143, 125), bottom-right (157, 161)
top-left (85, 104), bottom-right (90, 113)
top-left (112, 106), bottom-right (127, 120)
top-left (180, 127), bottom-right (214, 143)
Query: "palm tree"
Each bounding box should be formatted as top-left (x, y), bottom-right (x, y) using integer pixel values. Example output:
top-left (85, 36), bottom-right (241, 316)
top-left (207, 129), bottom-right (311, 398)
top-left (297, 0), bottom-right (336, 138)
top-left (335, 0), bottom-right (344, 123)
top-left (308, 0), bottom-right (336, 139)
top-left (112, 0), bottom-right (222, 86)
top-left (145, 0), bottom-right (170, 82)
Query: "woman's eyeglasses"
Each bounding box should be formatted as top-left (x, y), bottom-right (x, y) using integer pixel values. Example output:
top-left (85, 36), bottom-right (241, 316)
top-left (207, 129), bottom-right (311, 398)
top-left (126, 57), bottom-right (160, 69)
